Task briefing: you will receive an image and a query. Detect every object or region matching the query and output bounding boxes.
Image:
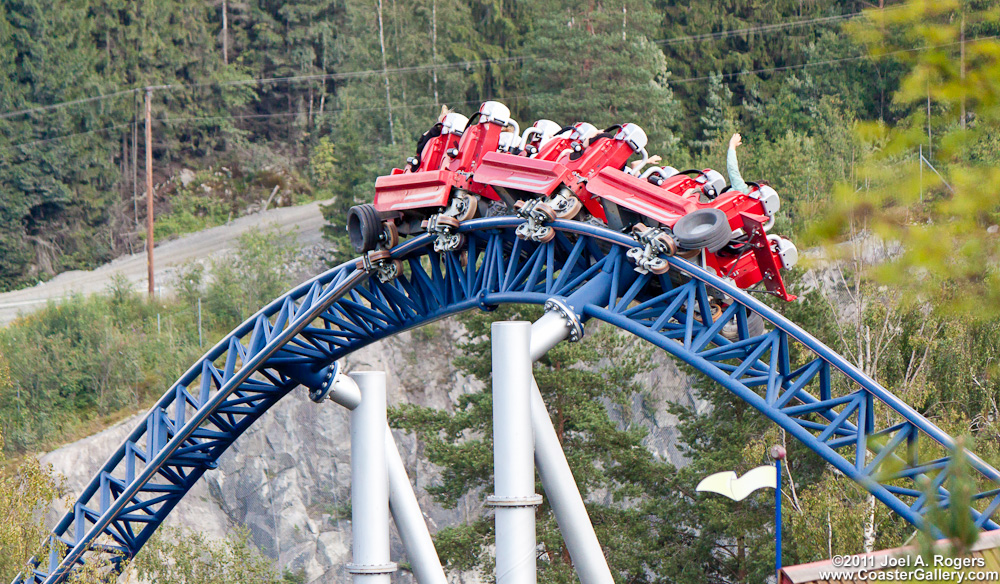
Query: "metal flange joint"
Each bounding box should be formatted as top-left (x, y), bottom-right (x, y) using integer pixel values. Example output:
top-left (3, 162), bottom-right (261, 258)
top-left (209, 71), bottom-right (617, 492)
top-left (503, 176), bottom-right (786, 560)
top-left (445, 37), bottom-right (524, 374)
top-left (543, 298), bottom-right (585, 343)
top-left (485, 494), bottom-right (543, 507)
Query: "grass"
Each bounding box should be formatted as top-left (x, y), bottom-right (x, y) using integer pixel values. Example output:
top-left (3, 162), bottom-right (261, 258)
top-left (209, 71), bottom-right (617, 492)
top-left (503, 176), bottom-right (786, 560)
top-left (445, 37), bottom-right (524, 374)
top-left (0, 228), bottom-right (298, 455)
top-left (151, 165), bottom-right (320, 241)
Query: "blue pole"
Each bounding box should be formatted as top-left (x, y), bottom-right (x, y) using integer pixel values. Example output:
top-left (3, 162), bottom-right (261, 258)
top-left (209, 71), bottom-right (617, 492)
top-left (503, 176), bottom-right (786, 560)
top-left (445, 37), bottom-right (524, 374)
top-left (776, 456), bottom-right (782, 576)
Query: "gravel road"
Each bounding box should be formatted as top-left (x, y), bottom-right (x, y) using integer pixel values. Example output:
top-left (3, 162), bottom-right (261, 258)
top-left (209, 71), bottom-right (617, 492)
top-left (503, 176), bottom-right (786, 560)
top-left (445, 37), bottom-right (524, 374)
top-left (0, 199), bottom-right (334, 325)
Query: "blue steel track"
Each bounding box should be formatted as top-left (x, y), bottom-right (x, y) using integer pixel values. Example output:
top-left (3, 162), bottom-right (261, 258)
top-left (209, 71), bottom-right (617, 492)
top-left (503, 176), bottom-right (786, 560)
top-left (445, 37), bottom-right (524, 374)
top-left (15, 217), bottom-right (1000, 583)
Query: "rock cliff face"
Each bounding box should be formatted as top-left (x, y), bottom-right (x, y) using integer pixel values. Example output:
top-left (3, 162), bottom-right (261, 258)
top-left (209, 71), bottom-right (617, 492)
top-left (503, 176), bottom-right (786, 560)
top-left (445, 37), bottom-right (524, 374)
top-left (41, 316), bottom-right (698, 584)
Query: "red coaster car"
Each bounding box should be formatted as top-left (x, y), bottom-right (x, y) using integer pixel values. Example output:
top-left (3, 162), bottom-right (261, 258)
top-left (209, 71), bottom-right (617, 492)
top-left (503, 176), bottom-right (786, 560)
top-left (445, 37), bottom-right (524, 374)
top-left (347, 103), bottom-right (798, 310)
top-left (348, 101), bottom-right (517, 253)
top-left (472, 123), bottom-right (650, 222)
top-left (518, 119), bottom-right (562, 156)
top-left (532, 122), bottom-right (599, 161)
top-left (586, 166), bottom-right (797, 301)
top-left (406, 112), bottom-right (469, 173)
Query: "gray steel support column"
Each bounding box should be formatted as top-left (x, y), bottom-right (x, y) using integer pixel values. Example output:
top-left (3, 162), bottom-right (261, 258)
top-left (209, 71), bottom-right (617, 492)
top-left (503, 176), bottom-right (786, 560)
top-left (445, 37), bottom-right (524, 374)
top-left (385, 427), bottom-right (448, 584)
top-left (488, 321), bottom-right (541, 584)
top-left (528, 310), bottom-right (615, 584)
top-left (329, 373), bottom-right (362, 410)
top-left (347, 372), bottom-right (397, 584)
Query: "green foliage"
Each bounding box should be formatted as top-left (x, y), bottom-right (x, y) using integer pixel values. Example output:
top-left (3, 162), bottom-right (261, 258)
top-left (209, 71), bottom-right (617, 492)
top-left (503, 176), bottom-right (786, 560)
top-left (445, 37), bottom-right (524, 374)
top-left (202, 228), bottom-right (297, 328)
top-left (0, 228), bottom-right (295, 454)
top-left (658, 0), bottom-right (891, 136)
top-left (154, 183), bottom-right (232, 241)
top-left (519, 1), bottom-right (681, 158)
top-left (820, 0), bottom-right (1000, 316)
top-left (309, 137), bottom-right (338, 187)
top-left (176, 261), bottom-right (207, 307)
top-left (691, 72), bottom-right (736, 152)
top-left (0, 426), bottom-right (63, 581)
top-left (0, 0), bottom-right (903, 290)
top-left (0, 0), bottom-right (123, 289)
top-left (917, 438), bottom-right (979, 560)
top-left (663, 377), bottom-right (781, 581)
top-left (666, 372), bottom-right (912, 582)
top-left (6, 1), bottom-right (1000, 578)
top-left (136, 526), bottom-right (283, 584)
top-left (721, 97), bottom-right (864, 236)
top-left (154, 167), bottom-right (316, 241)
top-left (0, 293), bottom-right (158, 451)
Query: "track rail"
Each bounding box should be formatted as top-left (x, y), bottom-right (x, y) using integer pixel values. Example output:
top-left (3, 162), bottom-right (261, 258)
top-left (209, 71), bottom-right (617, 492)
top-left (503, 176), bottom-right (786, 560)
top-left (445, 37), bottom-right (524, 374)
top-left (15, 217), bottom-right (1000, 583)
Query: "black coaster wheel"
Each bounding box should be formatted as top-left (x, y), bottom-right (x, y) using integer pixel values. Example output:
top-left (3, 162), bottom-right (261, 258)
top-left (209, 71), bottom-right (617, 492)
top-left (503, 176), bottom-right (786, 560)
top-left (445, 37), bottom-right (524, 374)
top-left (433, 215), bottom-right (461, 230)
top-left (672, 208), bottom-right (732, 253)
top-left (553, 196), bottom-right (584, 219)
top-left (382, 221), bottom-right (399, 249)
top-left (535, 202), bottom-right (557, 222)
top-left (722, 310), bottom-right (766, 341)
top-left (537, 226), bottom-right (556, 243)
top-left (453, 193), bottom-right (479, 222)
top-left (347, 204), bottom-right (383, 253)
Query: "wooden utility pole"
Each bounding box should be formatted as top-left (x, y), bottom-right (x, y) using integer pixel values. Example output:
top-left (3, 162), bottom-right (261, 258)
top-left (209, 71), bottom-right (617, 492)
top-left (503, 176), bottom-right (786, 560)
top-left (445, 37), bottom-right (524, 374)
top-left (431, 0), bottom-right (439, 106)
top-left (960, 12), bottom-right (966, 130)
top-left (145, 88), bottom-right (155, 298)
top-left (376, 0), bottom-right (395, 145)
top-left (927, 82), bottom-right (932, 158)
top-left (222, 0), bottom-right (229, 65)
top-left (622, 3), bottom-right (627, 42)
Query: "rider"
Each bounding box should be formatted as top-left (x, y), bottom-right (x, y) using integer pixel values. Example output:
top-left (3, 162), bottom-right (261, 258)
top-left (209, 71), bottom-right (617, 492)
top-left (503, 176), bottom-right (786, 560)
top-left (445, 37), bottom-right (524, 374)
top-left (727, 133), bottom-right (751, 194)
top-left (409, 105), bottom-right (455, 171)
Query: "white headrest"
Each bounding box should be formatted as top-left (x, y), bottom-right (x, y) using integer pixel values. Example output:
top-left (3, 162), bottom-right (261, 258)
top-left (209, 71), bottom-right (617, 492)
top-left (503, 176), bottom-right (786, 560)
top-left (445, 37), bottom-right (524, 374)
top-left (701, 169), bottom-right (726, 197)
top-left (769, 235), bottom-right (798, 269)
top-left (479, 101), bottom-right (512, 125)
top-left (532, 119), bottom-right (561, 140)
top-left (615, 123), bottom-right (648, 152)
top-left (757, 184), bottom-right (780, 216)
top-left (497, 132), bottom-right (518, 152)
top-left (642, 165), bottom-right (680, 180)
top-left (441, 112), bottom-right (469, 135)
top-left (572, 122), bottom-right (599, 141)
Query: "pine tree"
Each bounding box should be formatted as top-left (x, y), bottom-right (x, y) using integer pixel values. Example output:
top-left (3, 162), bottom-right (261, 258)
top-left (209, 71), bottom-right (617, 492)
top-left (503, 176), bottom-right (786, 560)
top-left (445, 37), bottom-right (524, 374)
top-left (390, 305), bottom-right (679, 583)
top-left (691, 72), bottom-right (735, 153)
top-left (0, 0), bottom-right (122, 286)
top-left (657, 0), bottom-right (878, 137)
top-left (519, 0), bottom-right (681, 160)
top-left (658, 373), bottom-right (828, 582)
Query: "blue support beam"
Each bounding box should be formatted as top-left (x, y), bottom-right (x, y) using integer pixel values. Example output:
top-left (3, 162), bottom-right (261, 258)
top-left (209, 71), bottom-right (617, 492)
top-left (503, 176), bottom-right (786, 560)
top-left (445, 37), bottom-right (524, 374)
top-left (14, 217), bottom-right (1000, 584)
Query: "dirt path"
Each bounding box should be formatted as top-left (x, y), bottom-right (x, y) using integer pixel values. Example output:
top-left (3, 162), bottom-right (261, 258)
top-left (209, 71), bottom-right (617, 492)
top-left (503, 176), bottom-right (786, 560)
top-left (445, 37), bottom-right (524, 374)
top-left (0, 199), bottom-right (334, 325)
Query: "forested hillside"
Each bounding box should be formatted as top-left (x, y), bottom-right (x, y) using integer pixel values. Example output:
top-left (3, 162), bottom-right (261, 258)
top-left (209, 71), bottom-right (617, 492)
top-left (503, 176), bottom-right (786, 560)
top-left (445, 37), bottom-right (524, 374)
top-left (2, 0), bottom-right (903, 291)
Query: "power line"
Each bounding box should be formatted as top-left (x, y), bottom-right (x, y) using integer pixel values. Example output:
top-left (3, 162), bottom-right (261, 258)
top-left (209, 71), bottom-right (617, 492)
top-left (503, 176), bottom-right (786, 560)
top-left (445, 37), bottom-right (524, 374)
top-left (11, 34), bottom-right (997, 150)
top-left (158, 94), bottom-right (549, 124)
top-left (6, 94), bottom-right (541, 149)
top-left (181, 56), bottom-right (532, 90)
top-left (668, 34), bottom-right (1000, 84)
top-left (7, 123), bottom-right (133, 149)
top-left (0, 11), bottom-right (872, 121)
top-left (0, 56), bottom-right (531, 121)
top-left (8, 25), bottom-right (997, 151)
top-left (653, 12), bottom-right (863, 46)
top-left (0, 89), bottom-right (136, 121)
top-left (653, 3), bottom-right (918, 46)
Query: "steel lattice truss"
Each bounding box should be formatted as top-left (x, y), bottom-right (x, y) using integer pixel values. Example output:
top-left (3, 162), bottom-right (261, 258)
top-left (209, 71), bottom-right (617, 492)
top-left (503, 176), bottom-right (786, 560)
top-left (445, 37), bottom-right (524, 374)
top-left (15, 217), bottom-right (1000, 584)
